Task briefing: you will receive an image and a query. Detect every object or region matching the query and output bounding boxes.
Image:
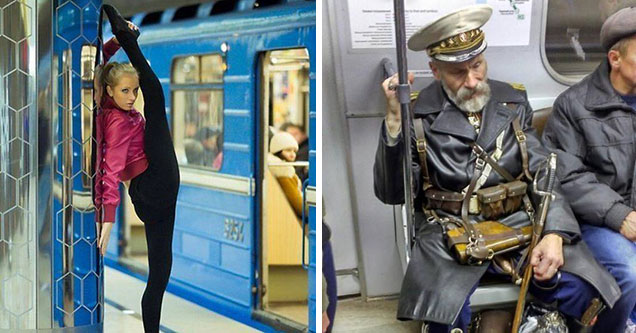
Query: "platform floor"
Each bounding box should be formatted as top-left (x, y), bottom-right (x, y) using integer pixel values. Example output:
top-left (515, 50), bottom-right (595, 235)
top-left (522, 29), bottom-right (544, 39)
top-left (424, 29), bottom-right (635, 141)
top-left (267, 301), bottom-right (308, 325)
top-left (332, 297), bottom-right (636, 333)
top-left (103, 266), bottom-right (260, 332)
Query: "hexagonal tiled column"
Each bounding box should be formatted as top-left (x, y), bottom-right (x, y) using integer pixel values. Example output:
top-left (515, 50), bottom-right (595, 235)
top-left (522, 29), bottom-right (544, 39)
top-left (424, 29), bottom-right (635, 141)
top-left (0, 0), bottom-right (103, 331)
top-left (0, 0), bottom-right (37, 329)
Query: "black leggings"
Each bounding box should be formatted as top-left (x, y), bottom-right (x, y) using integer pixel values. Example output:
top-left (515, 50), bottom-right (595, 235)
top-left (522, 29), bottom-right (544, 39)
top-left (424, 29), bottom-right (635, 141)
top-left (115, 31), bottom-right (179, 332)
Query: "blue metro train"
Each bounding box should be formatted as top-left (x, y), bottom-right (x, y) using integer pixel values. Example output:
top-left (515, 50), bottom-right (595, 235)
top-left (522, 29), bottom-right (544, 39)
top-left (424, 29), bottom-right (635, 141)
top-left (107, 1), bottom-right (317, 331)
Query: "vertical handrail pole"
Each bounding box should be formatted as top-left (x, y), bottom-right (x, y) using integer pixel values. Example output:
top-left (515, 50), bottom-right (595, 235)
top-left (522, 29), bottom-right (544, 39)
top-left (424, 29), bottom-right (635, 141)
top-left (392, 0), bottom-right (414, 262)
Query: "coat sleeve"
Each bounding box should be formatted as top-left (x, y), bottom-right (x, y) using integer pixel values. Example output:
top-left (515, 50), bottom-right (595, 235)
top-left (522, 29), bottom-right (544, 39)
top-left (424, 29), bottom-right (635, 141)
top-left (542, 95), bottom-right (631, 232)
top-left (99, 113), bottom-right (133, 223)
top-left (519, 98), bottom-right (581, 239)
top-left (373, 120), bottom-right (422, 205)
top-left (94, 165), bottom-right (104, 223)
top-left (276, 176), bottom-right (304, 218)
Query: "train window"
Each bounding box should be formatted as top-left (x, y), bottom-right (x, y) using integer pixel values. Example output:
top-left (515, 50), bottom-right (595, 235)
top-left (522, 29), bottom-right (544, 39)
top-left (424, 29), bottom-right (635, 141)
top-left (172, 56), bottom-right (200, 84)
top-left (141, 11), bottom-right (163, 26)
top-left (171, 54), bottom-right (225, 171)
top-left (544, 1), bottom-right (636, 83)
top-left (210, 0), bottom-right (236, 15)
top-left (201, 54), bottom-right (225, 83)
top-left (267, 49), bottom-right (310, 130)
top-left (173, 4), bottom-right (199, 22)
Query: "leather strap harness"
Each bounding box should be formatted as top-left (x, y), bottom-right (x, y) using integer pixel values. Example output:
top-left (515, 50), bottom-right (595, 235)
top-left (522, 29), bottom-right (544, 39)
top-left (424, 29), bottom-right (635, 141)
top-left (413, 104), bottom-right (536, 263)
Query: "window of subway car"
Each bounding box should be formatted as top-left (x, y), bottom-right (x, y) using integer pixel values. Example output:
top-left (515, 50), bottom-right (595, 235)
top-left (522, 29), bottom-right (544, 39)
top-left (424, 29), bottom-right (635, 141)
top-left (172, 54), bottom-right (225, 171)
top-left (543, 1), bottom-right (633, 82)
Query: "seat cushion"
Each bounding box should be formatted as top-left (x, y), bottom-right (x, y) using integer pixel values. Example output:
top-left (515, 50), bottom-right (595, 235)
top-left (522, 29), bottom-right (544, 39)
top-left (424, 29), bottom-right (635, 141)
top-left (532, 107), bottom-right (553, 136)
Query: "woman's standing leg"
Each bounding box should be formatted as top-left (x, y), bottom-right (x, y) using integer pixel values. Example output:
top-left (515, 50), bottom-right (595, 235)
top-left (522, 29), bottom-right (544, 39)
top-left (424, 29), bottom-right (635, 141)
top-left (141, 209), bottom-right (176, 333)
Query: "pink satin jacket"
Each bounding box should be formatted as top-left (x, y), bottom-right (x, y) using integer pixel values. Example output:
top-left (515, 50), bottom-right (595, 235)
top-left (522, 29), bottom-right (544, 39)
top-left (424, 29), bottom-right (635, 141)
top-left (94, 39), bottom-right (148, 223)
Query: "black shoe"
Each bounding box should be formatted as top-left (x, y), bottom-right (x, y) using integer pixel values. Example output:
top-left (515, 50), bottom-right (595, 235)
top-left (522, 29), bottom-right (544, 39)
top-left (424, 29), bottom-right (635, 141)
top-left (102, 4), bottom-right (139, 40)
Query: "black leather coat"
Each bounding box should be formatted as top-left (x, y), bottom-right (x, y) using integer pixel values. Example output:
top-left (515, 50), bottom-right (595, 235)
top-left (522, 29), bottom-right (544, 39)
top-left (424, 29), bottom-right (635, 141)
top-left (373, 79), bottom-right (620, 324)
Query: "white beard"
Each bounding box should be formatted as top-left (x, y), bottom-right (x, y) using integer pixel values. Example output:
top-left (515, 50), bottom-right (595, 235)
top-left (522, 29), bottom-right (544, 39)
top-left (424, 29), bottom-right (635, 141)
top-left (442, 80), bottom-right (492, 113)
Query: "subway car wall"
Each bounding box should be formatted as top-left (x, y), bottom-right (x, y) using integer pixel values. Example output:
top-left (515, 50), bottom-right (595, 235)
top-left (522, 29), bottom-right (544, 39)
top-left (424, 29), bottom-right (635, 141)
top-left (323, 0), bottom-right (620, 300)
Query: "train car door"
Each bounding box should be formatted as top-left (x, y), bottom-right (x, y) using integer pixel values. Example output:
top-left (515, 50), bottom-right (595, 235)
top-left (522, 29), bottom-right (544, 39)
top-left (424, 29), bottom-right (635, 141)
top-left (257, 48), bottom-right (315, 332)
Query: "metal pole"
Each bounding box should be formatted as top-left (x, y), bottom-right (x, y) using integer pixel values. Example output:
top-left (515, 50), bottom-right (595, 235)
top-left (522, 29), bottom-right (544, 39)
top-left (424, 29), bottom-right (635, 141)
top-left (392, 0), bottom-right (415, 262)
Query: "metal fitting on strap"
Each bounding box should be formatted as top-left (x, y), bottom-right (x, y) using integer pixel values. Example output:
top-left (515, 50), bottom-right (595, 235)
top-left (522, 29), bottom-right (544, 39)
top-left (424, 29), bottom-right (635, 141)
top-left (475, 158), bottom-right (485, 169)
top-left (416, 139), bottom-right (426, 152)
top-left (515, 130), bottom-right (527, 142)
top-left (472, 144), bottom-right (484, 156)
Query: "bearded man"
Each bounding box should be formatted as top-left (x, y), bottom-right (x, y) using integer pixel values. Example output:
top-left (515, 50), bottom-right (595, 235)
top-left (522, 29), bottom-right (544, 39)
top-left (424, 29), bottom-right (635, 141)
top-left (373, 5), bottom-right (619, 332)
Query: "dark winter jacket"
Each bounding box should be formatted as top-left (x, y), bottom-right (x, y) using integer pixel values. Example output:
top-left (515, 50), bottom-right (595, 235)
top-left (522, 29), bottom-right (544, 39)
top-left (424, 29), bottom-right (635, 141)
top-left (543, 59), bottom-right (636, 233)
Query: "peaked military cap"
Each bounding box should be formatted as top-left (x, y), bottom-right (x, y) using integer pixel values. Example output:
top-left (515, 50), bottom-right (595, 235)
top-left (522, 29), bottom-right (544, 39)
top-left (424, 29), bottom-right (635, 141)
top-left (407, 5), bottom-right (492, 63)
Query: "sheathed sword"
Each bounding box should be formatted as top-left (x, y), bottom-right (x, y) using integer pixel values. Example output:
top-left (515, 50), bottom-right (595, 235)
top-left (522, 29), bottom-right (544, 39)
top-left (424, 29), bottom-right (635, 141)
top-left (512, 153), bottom-right (558, 332)
top-left (389, 0), bottom-right (415, 263)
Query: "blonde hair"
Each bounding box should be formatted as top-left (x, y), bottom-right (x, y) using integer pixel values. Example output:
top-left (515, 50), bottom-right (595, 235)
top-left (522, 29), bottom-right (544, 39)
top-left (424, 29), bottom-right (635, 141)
top-left (96, 62), bottom-right (138, 90)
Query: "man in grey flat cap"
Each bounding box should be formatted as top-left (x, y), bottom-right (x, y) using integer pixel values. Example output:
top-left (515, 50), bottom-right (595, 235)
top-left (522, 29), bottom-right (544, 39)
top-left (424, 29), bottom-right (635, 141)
top-left (374, 4), bottom-right (619, 332)
top-left (542, 6), bottom-right (636, 333)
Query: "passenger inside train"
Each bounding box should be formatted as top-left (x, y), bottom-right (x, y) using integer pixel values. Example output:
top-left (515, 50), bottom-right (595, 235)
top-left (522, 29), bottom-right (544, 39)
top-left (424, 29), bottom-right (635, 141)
top-left (281, 122), bottom-right (310, 182)
top-left (196, 126), bottom-right (223, 168)
top-left (324, 0), bottom-right (635, 332)
top-left (268, 131), bottom-right (303, 217)
top-left (374, 5), bottom-right (616, 332)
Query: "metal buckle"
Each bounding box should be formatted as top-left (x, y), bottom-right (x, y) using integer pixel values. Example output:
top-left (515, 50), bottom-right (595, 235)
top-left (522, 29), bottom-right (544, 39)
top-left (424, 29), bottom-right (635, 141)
top-left (416, 138), bottom-right (426, 152)
top-left (486, 249), bottom-right (495, 260)
top-left (475, 158), bottom-right (485, 169)
top-left (472, 144), bottom-right (484, 155)
top-left (515, 130), bottom-right (526, 142)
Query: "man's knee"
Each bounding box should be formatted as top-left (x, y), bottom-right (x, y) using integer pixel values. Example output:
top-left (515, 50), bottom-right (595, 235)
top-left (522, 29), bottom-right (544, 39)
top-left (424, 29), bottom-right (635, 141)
top-left (619, 265), bottom-right (636, 299)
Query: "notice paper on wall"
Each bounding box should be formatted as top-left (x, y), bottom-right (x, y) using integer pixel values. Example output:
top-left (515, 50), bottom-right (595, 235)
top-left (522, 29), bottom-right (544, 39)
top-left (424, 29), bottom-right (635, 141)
top-left (347, 0), bottom-right (532, 49)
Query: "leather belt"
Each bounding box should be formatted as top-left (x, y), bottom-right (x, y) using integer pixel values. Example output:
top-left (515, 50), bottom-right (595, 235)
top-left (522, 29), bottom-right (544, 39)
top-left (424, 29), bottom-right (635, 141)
top-left (424, 189), bottom-right (481, 215)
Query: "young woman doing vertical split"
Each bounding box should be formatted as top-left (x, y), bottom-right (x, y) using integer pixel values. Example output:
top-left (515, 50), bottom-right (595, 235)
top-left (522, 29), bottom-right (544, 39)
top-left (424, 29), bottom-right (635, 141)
top-left (94, 5), bottom-right (180, 332)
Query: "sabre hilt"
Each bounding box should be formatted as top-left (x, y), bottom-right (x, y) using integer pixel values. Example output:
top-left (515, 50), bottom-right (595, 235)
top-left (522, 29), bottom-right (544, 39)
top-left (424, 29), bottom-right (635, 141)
top-left (545, 153), bottom-right (557, 195)
top-left (533, 153), bottom-right (558, 198)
